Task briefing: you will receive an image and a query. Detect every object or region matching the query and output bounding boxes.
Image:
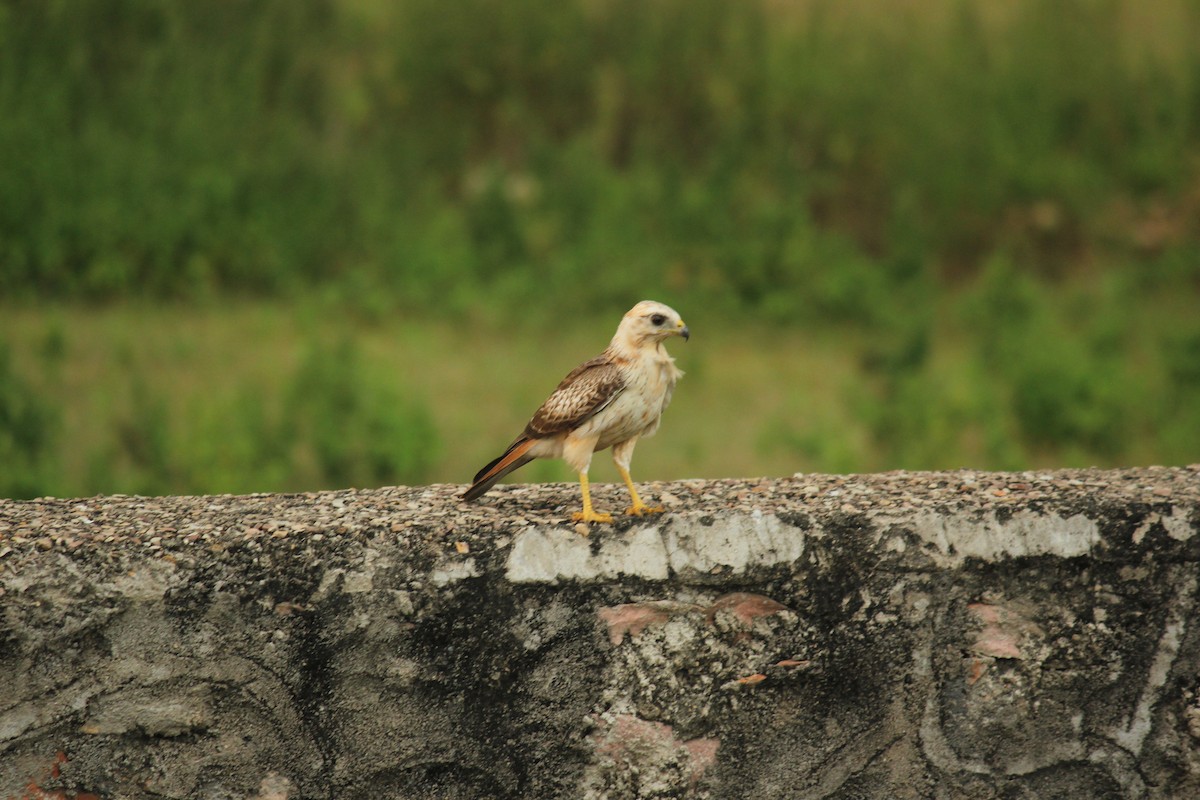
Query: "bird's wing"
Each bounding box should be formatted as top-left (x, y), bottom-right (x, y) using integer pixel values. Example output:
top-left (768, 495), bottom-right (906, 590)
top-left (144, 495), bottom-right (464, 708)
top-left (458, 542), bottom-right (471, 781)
top-left (524, 354), bottom-right (627, 438)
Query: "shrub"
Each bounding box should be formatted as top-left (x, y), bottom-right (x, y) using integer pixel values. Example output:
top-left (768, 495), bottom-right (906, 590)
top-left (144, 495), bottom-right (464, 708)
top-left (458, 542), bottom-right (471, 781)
top-left (0, 343), bottom-right (61, 499)
top-left (281, 337), bottom-right (440, 489)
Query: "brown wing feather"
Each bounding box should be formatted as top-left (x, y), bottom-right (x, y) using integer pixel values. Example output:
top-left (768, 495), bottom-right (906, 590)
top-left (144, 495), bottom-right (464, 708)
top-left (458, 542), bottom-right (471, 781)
top-left (524, 353), bottom-right (627, 438)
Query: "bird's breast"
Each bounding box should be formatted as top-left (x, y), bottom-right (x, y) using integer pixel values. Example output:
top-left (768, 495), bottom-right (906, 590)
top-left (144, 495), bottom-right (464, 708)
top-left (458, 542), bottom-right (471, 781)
top-left (586, 355), bottom-right (679, 449)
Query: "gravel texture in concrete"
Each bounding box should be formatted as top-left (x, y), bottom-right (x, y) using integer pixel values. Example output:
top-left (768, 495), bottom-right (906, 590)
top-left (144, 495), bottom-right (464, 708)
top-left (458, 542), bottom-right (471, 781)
top-left (1, 467), bottom-right (1198, 799)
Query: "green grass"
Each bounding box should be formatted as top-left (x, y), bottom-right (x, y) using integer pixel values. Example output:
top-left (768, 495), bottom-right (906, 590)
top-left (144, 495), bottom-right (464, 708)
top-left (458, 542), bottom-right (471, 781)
top-left (2, 286), bottom-right (1197, 499)
top-left (0, 302), bottom-right (851, 496)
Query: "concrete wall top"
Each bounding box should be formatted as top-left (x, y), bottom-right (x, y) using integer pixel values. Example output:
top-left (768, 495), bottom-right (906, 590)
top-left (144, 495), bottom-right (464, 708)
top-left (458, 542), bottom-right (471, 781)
top-left (2, 467), bottom-right (1198, 799)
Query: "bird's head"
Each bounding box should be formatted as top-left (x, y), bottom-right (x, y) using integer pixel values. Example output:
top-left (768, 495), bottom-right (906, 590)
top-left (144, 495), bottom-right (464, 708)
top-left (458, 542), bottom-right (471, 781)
top-left (613, 300), bottom-right (689, 351)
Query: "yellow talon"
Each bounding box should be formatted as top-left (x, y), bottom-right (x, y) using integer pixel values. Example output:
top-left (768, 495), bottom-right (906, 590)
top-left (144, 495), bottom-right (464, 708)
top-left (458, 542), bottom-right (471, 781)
top-left (573, 509), bottom-right (614, 524)
top-left (573, 472), bottom-right (612, 525)
top-left (616, 465), bottom-right (664, 517)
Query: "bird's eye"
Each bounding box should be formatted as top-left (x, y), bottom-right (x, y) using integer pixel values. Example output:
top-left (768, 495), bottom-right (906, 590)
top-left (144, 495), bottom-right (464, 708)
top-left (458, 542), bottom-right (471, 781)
top-left (650, 314), bottom-right (666, 326)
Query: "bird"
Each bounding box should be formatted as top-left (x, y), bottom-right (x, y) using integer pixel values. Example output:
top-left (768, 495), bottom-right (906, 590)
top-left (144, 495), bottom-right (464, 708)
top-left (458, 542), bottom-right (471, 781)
top-left (462, 300), bottom-right (689, 525)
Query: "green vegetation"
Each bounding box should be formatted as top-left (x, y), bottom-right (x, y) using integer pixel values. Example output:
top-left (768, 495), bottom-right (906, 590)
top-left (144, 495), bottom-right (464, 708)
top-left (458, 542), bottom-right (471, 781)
top-left (1, 0), bottom-right (1198, 498)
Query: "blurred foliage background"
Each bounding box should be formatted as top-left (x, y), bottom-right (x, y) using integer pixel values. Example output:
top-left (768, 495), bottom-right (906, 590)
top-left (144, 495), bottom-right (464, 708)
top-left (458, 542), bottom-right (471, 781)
top-left (1, 0), bottom-right (1199, 499)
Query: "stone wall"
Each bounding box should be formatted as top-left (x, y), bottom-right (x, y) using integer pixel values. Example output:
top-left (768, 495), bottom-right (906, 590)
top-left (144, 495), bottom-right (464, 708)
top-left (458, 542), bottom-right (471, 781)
top-left (1, 467), bottom-right (1198, 799)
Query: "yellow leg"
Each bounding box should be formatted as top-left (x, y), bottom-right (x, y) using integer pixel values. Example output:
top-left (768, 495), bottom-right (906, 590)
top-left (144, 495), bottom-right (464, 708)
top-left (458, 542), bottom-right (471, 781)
top-left (617, 465), bottom-right (665, 516)
top-left (572, 472), bottom-right (613, 525)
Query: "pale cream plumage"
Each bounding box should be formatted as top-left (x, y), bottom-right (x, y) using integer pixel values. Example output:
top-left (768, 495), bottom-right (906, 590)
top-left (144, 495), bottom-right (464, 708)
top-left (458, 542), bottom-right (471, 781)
top-left (462, 300), bottom-right (689, 524)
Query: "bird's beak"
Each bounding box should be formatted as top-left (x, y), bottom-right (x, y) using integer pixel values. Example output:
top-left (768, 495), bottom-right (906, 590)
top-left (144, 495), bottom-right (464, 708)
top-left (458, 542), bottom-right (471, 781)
top-left (677, 320), bottom-right (690, 341)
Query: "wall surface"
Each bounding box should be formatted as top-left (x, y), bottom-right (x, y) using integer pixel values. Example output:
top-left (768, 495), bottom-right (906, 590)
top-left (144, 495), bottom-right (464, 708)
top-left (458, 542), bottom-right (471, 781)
top-left (1, 467), bottom-right (1199, 800)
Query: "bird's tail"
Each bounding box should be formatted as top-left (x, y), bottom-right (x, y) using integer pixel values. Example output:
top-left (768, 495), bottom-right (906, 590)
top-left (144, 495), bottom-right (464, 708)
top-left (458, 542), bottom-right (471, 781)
top-left (462, 438), bottom-right (537, 501)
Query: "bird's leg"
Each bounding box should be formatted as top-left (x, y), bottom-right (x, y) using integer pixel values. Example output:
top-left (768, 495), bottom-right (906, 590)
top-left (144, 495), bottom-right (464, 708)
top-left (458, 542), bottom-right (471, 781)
top-left (615, 465), bottom-right (665, 516)
top-left (572, 471), bottom-right (613, 525)
top-left (612, 438), bottom-right (665, 516)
